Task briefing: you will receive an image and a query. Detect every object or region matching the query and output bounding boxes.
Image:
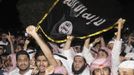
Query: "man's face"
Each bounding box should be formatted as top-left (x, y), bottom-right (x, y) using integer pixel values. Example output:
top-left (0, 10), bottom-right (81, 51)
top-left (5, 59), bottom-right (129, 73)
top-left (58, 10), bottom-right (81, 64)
top-left (0, 46), bottom-right (4, 55)
top-left (36, 55), bottom-right (49, 73)
top-left (119, 68), bottom-right (134, 75)
top-left (17, 55), bottom-right (30, 71)
top-left (107, 43), bottom-right (114, 50)
top-left (15, 45), bottom-right (22, 53)
top-left (93, 67), bottom-right (110, 75)
top-left (1, 33), bottom-right (7, 41)
top-left (98, 50), bottom-right (108, 59)
top-left (73, 56), bottom-right (85, 71)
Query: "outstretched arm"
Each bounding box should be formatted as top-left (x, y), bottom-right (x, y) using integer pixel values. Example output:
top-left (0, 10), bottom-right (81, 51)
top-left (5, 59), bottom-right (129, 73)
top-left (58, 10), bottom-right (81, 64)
top-left (83, 38), bottom-right (90, 49)
top-left (61, 35), bottom-right (74, 60)
top-left (26, 25), bottom-right (58, 67)
top-left (111, 18), bottom-right (125, 75)
top-left (82, 38), bottom-right (94, 65)
top-left (63, 35), bottom-right (74, 50)
top-left (6, 32), bottom-right (14, 54)
top-left (23, 39), bottom-right (30, 50)
top-left (100, 36), bottom-right (106, 47)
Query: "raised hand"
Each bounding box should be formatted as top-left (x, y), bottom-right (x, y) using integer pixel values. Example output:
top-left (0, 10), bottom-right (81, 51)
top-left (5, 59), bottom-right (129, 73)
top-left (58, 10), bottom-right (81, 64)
top-left (115, 18), bottom-right (126, 29)
top-left (6, 32), bottom-right (12, 42)
top-left (67, 35), bottom-right (74, 40)
top-left (116, 18), bottom-right (125, 25)
top-left (94, 37), bottom-right (101, 43)
top-left (26, 25), bottom-right (37, 37)
top-left (25, 39), bottom-right (30, 45)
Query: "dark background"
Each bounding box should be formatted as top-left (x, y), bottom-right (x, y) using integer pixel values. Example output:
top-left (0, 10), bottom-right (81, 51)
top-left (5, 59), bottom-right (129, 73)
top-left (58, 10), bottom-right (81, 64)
top-left (0, 0), bottom-right (134, 35)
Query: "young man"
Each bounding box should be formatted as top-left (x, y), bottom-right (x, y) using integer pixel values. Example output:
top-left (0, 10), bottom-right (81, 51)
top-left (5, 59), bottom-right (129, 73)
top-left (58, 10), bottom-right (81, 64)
top-left (118, 60), bottom-right (134, 75)
top-left (90, 49), bottom-right (111, 75)
top-left (72, 53), bottom-right (90, 75)
top-left (61, 36), bottom-right (92, 75)
top-left (26, 25), bottom-right (68, 75)
top-left (34, 50), bottom-right (49, 75)
top-left (34, 50), bottom-right (67, 75)
top-left (9, 50), bottom-right (32, 75)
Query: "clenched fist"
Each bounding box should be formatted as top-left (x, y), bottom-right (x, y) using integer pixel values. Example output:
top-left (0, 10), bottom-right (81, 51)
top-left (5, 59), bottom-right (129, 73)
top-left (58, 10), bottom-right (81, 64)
top-left (26, 25), bottom-right (37, 37)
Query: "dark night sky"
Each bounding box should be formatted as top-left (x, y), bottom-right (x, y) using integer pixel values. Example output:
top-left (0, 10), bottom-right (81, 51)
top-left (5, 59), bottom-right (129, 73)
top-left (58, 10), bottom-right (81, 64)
top-left (0, 0), bottom-right (22, 33)
top-left (0, 0), bottom-right (134, 34)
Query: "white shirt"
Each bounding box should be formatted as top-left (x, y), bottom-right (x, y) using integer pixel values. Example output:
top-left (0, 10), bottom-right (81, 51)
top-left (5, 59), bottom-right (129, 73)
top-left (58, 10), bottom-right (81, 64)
top-left (111, 39), bottom-right (122, 75)
top-left (9, 68), bottom-right (33, 75)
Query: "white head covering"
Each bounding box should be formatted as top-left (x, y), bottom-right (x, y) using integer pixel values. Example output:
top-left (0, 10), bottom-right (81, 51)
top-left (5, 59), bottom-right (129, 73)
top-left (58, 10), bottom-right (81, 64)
top-left (108, 40), bottom-right (114, 44)
top-left (75, 53), bottom-right (84, 57)
top-left (119, 60), bottom-right (134, 69)
top-left (26, 49), bottom-right (36, 59)
top-left (0, 41), bottom-right (7, 46)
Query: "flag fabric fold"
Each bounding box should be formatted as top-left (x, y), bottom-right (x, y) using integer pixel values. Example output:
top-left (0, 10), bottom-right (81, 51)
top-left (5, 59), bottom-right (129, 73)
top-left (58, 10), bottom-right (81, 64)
top-left (38, 0), bottom-right (122, 43)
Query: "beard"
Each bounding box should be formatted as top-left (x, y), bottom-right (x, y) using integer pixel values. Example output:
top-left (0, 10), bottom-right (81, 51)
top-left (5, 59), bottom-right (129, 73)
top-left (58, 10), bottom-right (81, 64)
top-left (17, 63), bottom-right (30, 72)
top-left (72, 63), bottom-right (87, 74)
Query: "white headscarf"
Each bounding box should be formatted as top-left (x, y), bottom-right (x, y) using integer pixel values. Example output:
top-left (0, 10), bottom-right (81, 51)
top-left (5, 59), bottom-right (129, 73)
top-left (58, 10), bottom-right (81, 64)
top-left (119, 60), bottom-right (134, 69)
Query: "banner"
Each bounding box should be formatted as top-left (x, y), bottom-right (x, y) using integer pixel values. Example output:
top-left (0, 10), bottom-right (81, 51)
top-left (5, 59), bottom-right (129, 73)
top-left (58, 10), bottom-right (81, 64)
top-left (38, 0), bottom-right (122, 43)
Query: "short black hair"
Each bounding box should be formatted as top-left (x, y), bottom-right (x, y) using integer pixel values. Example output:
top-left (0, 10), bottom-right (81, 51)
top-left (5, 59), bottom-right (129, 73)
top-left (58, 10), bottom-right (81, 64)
top-left (34, 50), bottom-right (45, 60)
top-left (16, 50), bottom-right (30, 60)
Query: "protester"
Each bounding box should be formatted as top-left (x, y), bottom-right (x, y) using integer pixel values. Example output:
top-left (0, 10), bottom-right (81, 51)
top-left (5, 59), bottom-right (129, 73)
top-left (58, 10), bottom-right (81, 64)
top-left (118, 60), bottom-right (134, 75)
top-left (26, 25), bottom-right (68, 75)
top-left (1, 17), bottom-right (134, 75)
top-left (9, 50), bottom-right (32, 75)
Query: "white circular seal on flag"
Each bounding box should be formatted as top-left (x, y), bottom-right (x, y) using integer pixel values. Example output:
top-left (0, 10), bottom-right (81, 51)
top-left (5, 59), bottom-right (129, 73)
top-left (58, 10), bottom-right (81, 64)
top-left (58, 21), bottom-right (73, 35)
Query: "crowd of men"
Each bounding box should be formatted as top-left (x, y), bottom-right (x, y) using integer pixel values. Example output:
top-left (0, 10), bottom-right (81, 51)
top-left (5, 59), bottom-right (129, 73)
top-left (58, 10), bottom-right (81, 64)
top-left (0, 18), bottom-right (134, 75)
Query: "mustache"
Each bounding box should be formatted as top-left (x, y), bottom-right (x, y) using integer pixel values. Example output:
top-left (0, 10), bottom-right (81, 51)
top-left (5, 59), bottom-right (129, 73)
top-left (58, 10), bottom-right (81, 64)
top-left (72, 63), bottom-right (87, 74)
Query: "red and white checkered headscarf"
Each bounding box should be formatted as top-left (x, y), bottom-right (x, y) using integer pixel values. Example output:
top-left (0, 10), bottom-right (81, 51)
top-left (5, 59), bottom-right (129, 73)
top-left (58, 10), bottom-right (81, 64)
top-left (90, 58), bottom-right (111, 72)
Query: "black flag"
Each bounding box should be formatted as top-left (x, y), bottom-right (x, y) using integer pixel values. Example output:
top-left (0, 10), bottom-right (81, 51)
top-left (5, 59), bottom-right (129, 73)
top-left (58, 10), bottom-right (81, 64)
top-left (39, 0), bottom-right (122, 42)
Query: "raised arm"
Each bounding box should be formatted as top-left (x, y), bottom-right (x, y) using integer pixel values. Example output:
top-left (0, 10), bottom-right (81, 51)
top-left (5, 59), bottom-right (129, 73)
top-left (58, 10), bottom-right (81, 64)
top-left (61, 35), bottom-right (75, 61)
top-left (63, 35), bottom-right (74, 50)
top-left (23, 39), bottom-right (30, 51)
top-left (93, 37), bottom-right (101, 45)
top-left (100, 36), bottom-right (106, 47)
top-left (111, 18), bottom-right (125, 75)
top-left (83, 38), bottom-right (90, 48)
top-left (26, 25), bottom-right (58, 67)
top-left (82, 38), bottom-right (94, 65)
top-left (6, 32), bottom-right (14, 54)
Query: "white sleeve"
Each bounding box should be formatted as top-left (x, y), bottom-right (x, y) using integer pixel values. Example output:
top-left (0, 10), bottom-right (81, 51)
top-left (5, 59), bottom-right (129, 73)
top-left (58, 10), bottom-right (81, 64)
top-left (111, 39), bottom-right (122, 75)
top-left (61, 48), bottom-right (74, 74)
top-left (61, 48), bottom-right (74, 61)
top-left (124, 44), bottom-right (133, 53)
top-left (82, 46), bottom-right (94, 65)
